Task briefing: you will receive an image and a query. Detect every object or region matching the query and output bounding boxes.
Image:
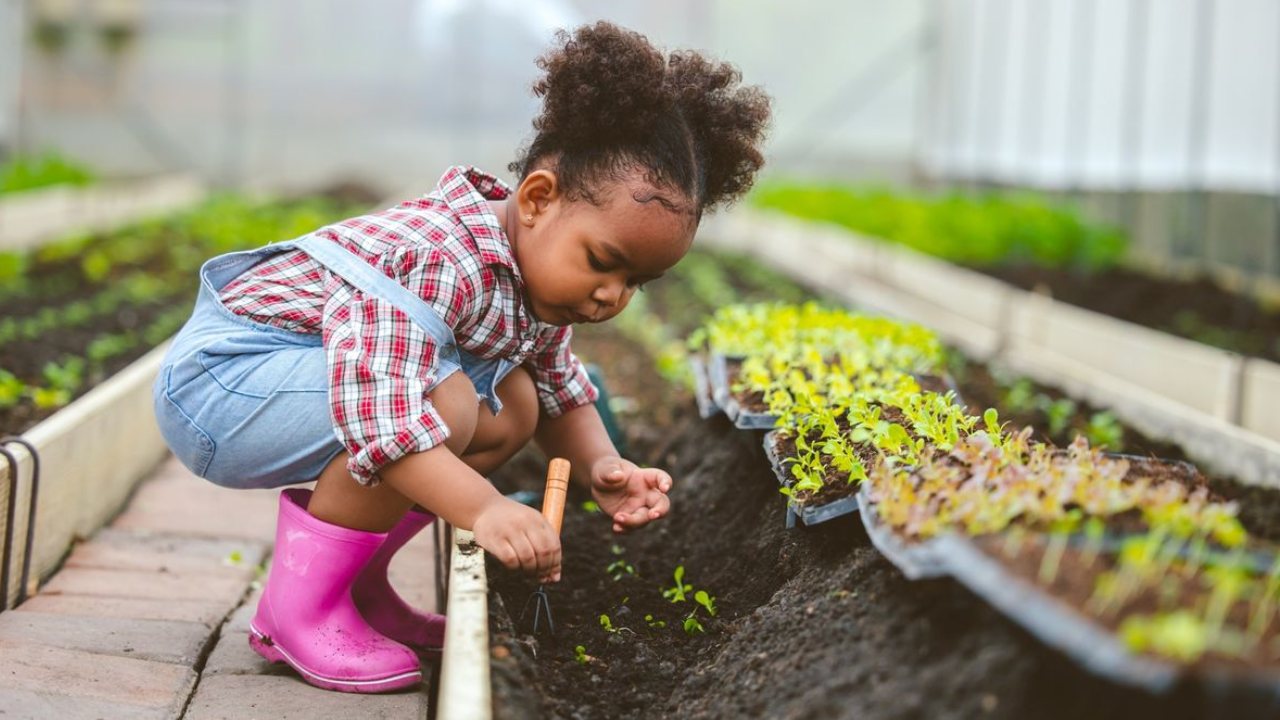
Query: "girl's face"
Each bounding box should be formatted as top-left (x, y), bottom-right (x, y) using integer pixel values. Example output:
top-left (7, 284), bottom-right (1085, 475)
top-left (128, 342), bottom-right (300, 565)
top-left (509, 169), bottom-right (695, 327)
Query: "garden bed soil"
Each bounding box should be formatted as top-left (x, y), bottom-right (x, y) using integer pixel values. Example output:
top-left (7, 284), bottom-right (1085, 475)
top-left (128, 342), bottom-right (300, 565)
top-left (983, 265), bottom-right (1280, 363)
top-left (486, 325), bottom-right (1280, 719)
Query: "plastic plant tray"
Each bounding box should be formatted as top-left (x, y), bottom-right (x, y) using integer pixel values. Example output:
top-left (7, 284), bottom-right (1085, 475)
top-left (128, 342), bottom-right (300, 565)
top-left (763, 430), bottom-right (860, 529)
top-left (688, 355), bottom-right (722, 420)
top-left (855, 484), bottom-right (950, 580)
top-left (707, 352), bottom-right (777, 429)
top-left (933, 534), bottom-right (1180, 694)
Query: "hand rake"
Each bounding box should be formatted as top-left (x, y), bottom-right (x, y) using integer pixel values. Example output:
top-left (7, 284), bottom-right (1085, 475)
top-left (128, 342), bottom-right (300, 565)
top-left (521, 457), bottom-right (570, 635)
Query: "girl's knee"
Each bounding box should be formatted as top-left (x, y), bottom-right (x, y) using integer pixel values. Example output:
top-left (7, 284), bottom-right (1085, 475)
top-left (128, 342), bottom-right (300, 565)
top-left (429, 371), bottom-right (481, 456)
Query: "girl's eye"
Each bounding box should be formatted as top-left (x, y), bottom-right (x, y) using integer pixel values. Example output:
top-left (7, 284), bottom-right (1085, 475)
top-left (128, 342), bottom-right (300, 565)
top-left (587, 252), bottom-right (609, 272)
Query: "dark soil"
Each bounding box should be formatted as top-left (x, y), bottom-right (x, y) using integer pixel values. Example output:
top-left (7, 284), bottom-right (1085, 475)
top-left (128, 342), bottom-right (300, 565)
top-left (983, 265), bottom-right (1280, 362)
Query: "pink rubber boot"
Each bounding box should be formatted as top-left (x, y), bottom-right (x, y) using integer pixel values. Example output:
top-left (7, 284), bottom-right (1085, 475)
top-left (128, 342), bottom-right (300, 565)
top-left (248, 488), bottom-right (422, 693)
top-left (351, 505), bottom-right (447, 655)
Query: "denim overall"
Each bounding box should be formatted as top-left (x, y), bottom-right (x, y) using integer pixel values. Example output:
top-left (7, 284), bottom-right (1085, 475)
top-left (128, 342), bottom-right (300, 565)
top-left (153, 235), bottom-right (517, 489)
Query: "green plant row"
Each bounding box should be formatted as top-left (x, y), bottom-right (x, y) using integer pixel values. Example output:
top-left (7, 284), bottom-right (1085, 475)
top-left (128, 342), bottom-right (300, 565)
top-left (751, 182), bottom-right (1127, 270)
top-left (0, 193), bottom-right (361, 421)
top-left (0, 151), bottom-right (95, 195)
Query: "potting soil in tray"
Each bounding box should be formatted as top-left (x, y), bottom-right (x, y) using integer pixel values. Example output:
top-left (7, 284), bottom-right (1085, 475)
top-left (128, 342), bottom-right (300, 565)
top-left (936, 534), bottom-right (1182, 694)
top-left (955, 533), bottom-right (1280, 706)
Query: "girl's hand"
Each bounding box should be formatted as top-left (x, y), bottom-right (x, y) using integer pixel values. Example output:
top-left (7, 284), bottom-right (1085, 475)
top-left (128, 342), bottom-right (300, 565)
top-left (472, 496), bottom-right (562, 582)
top-left (589, 457), bottom-right (673, 533)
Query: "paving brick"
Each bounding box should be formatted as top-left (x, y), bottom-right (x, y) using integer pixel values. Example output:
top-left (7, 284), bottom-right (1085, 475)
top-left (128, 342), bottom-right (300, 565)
top-left (111, 458), bottom-right (283, 542)
top-left (0, 638), bottom-right (195, 716)
top-left (0, 610), bottom-right (211, 666)
top-left (183, 674), bottom-right (428, 720)
top-left (64, 527), bottom-right (268, 578)
top-left (16, 594), bottom-right (230, 628)
top-left (40, 565), bottom-right (250, 606)
top-left (202, 626), bottom-right (293, 678)
top-left (0, 688), bottom-right (173, 720)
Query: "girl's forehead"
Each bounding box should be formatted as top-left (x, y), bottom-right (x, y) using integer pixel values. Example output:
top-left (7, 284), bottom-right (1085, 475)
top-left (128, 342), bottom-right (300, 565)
top-left (584, 195), bottom-right (693, 268)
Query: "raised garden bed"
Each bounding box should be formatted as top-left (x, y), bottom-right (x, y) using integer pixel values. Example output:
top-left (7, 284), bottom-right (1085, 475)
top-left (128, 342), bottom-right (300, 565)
top-left (0, 190), bottom-right (367, 608)
top-left (0, 193), bottom-right (365, 435)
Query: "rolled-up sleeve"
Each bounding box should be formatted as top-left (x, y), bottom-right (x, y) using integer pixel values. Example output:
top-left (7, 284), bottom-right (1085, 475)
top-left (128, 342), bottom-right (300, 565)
top-left (321, 248), bottom-right (473, 485)
top-left (526, 325), bottom-right (599, 419)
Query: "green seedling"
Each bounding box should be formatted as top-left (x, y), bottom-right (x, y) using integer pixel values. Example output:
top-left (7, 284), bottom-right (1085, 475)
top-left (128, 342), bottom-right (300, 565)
top-left (1083, 411), bottom-right (1124, 450)
top-left (644, 613), bottom-right (666, 629)
top-left (42, 357), bottom-right (85, 394)
top-left (1042, 397), bottom-right (1077, 437)
top-left (598, 614), bottom-right (617, 633)
top-left (694, 590), bottom-right (718, 617)
top-left (0, 369), bottom-right (23, 409)
top-left (30, 386), bottom-right (70, 410)
top-left (662, 565), bottom-right (692, 603)
top-left (606, 559), bottom-right (636, 581)
top-left (1120, 611), bottom-right (1209, 662)
top-left (582, 500), bottom-right (600, 513)
top-left (574, 645), bottom-right (591, 665)
top-left (682, 612), bottom-right (705, 635)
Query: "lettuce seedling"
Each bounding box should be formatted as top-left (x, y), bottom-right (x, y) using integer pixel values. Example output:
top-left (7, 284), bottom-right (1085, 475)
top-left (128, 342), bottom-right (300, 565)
top-left (1083, 411), bottom-right (1123, 450)
top-left (644, 613), bottom-right (666, 629)
top-left (574, 645), bottom-right (590, 665)
top-left (682, 612), bottom-right (705, 635)
top-left (662, 566), bottom-right (692, 603)
top-left (0, 370), bottom-right (23, 410)
top-left (694, 590), bottom-right (718, 617)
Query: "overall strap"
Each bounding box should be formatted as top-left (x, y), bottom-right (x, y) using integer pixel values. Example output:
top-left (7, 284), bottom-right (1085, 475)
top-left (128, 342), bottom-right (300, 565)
top-left (295, 235), bottom-right (459, 352)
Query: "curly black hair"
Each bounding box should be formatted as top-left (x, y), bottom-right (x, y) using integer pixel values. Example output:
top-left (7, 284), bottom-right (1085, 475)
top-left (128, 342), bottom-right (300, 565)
top-left (509, 21), bottom-right (772, 220)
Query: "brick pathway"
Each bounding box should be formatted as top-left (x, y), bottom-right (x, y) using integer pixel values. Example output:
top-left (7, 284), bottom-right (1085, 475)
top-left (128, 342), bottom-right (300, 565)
top-left (0, 456), bottom-right (437, 719)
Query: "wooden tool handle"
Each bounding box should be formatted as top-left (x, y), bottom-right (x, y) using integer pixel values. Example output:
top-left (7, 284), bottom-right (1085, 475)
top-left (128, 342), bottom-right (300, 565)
top-left (541, 458), bottom-right (571, 536)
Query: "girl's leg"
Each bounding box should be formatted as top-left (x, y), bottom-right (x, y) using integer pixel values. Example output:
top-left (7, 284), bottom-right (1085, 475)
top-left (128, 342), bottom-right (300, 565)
top-left (459, 366), bottom-right (540, 476)
top-left (306, 370), bottom-right (481, 532)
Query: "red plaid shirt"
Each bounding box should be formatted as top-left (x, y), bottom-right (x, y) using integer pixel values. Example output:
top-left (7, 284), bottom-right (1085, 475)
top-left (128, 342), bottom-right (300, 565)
top-left (219, 166), bottom-right (598, 485)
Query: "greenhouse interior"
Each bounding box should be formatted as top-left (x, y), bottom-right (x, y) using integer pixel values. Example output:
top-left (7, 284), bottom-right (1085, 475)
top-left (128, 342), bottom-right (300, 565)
top-left (3, 1), bottom-right (1280, 718)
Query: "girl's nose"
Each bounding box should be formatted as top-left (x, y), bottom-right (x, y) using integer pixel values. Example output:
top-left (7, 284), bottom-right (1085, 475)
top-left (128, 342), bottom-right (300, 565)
top-left (592, 281), bottom-right (623, 307)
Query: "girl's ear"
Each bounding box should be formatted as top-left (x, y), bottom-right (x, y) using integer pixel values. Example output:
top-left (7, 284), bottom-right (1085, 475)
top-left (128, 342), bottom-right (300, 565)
top-left (517, 170), bottom-right (560, 225)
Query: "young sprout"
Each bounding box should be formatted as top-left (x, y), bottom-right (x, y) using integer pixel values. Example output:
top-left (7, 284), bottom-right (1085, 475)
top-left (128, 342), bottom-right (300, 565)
top-left (682, 612), bottom-right (705, 635)
top-left (606, 559), bottom-right (637, 581)
top-left (662, 566), bottom-right (692, 603)
top-left (1120, 611), bottom-right (1209, 663)
top-left (644, 613), bottom-right (667, 629)
top-left (694, 590), bottom-right (718, 617)
top-left (599, 614), bottom-right (617, 633)
top-left (582, 500), bottom-right (601, 513)
top-left (574, 645), bottom-right (590, 665)
top-left (1083, 411), bottom-right (1124, 450)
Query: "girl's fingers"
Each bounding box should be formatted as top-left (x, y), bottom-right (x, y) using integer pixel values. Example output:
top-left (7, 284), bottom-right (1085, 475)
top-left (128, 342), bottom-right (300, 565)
top-left (511, 534), bottom-right (539, 574)
top-left (495, 540), bottom-right (520, 570)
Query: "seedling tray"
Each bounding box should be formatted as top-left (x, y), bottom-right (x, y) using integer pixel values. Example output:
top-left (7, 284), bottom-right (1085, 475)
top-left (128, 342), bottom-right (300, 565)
top-left (689, 355), bottom-right (722, 420)
top-left (855, 484), bottom-right (950, 580)
top-left (707, 352), bottom-right (778, 429)
top-left (764, 430), bottom-right (861, 528)
top-left (933, 534), bottom-right (1181, 694)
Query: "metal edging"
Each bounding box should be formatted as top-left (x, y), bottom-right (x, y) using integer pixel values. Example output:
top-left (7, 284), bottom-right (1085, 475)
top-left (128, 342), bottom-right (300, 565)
top-left (0, 436), bottom-right (39, 611)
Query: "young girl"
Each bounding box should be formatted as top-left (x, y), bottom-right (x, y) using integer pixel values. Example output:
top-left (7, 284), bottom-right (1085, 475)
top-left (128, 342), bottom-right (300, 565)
top-left (153, 21), bottom-right (770, 693)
